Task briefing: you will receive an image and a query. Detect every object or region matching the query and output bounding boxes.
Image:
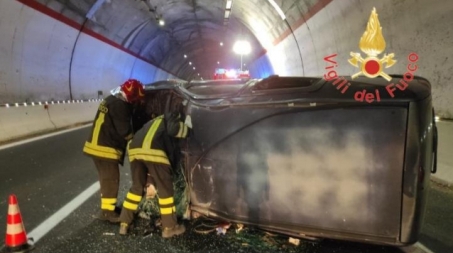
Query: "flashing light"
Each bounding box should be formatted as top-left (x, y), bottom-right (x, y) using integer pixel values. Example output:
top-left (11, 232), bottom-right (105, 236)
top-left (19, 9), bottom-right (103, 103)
top-left (213, 68), bottom-right (250, 80)
top-left (225, 69), bottom-right (237, 78)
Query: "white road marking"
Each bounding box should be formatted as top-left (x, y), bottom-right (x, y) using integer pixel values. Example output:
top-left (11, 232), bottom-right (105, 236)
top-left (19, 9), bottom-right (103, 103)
top-left (0, 124), bottom-right (92, 151)
top-left (415, 242), bottom-right (435, 253)
top-left (27, 182), bottom-right (100, 243)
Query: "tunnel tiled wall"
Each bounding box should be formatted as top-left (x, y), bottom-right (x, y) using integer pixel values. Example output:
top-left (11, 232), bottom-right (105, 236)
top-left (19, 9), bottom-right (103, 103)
top-left (0, 0), bottom-right (176, 103)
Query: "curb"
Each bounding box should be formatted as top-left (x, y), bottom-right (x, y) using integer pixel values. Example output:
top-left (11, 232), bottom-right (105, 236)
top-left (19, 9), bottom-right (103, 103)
top-left (430, 175), bottom-right (452, 188)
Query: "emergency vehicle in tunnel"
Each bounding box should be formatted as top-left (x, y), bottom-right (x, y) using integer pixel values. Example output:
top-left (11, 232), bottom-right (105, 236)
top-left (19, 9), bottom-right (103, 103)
top-left (131, 74), bottom-right (438, 247)
top-left (213, 68), bottom-right (251, 80)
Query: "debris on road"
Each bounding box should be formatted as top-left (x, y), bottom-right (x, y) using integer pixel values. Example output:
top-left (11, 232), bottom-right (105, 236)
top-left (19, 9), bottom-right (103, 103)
top-left (235, 223), bottom-right (244, 233)
top-left (288, 237), bottom-right (300, 246)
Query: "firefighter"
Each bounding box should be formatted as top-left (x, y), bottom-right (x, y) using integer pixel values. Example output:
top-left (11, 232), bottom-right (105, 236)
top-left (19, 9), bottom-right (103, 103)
top-left (118, 111), bottom-right (190, 238)
top-left (83, 79), bottom-right (145, 223)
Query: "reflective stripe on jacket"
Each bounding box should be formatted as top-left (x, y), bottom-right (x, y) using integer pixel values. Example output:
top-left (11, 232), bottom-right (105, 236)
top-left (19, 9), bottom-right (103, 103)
top-left (83, 95), bottom-right (133, 161)
top-left (128, 115), bottom-right (188, 165)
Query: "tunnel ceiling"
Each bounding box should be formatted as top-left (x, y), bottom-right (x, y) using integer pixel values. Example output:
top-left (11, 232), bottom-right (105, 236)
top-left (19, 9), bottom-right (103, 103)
top-left (37, 0), bottom-right (316, 80)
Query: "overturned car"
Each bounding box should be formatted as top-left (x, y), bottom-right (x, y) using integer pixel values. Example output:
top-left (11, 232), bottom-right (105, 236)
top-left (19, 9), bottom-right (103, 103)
top-left (133, 75), bottom-right (437, 247)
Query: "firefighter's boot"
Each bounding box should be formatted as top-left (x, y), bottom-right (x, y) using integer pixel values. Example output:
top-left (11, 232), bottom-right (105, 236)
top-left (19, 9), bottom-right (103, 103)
top-left (119, 223), bottom-right (129, 235)
top-left (98, 210), bottom-right (120, 223)
top-left (162, 224), bottom-right (186, 238)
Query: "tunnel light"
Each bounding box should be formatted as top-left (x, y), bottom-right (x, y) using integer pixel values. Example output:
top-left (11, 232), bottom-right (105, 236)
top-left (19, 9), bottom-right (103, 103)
top-left (184, 54), bottom-right (187, 58)
top-left (189, 62), bottom-right (192, 65)
top-left (5, 103), bottom-right (9, 108)
top-left (51, 101), bottom-right (54, 104)
top-left (217, 61), bottom-right (220, 64)
top-left (220, 42), bottom-right (223, 46)
top-left (198, 73), bottom-right (200, 76)
top-left (15, 103), bottom-right (19, 107)
top-left (45, 101), bottom-right (48, 105)
top-left (268, 0), bottom-right (286, 20)
top-left (435, 116), bottom-right (440, 122)
top-left (224, 10), bottom-right (231, 19)
top-left (86, 0), bottom-right (107, 19)
top-left (31, 102), bottom-right (35, 106)
top-left (226, 0), bottom-right (233, 9)
top-left (63, 100), bottom-right (66, 104)
top-left (158, 19), bottom-right (165, 26)
top-left (57, 101), bottom-right (60, 104)
top-left (38, 102), bottom-right (42, 105)
top-left (233, 41), bottom-right (251, 55)
top-left (233, 40), bottom-right (251, 71)
top-left (24, 103), bottom-right (27, 107)
top-left (193, 67), bottom-right (196, 70)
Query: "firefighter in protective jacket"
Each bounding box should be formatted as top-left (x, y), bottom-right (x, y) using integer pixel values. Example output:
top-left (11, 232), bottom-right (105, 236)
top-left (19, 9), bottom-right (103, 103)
top-left (119, 111), bottom-right (190, 238)
top-left (83, 79), bottom-right (145, 223)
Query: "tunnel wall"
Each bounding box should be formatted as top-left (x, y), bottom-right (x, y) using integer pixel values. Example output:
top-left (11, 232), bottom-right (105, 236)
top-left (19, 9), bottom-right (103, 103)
top-left (0, 101), bottom-right (100, 144)
top-left (264, 0), bottom-right (453, 119)
top-left (0, 0), bottom-right (177, 143)
top-left (0, 0), bottom-right (176, 104)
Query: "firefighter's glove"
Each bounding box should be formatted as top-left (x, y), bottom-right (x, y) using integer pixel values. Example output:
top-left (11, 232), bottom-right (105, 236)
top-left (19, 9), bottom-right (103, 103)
top-left (184, 115), bottom-right (193, 129)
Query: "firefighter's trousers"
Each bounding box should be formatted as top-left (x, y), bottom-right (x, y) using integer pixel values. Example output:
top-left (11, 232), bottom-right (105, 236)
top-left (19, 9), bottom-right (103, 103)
top-left (120, 160), bottom-right (177, 228)
top-left (93, 158), bottom-right (120, 212)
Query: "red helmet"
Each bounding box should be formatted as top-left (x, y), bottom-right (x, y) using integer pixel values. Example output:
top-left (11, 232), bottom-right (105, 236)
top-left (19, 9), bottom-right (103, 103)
top-left (120, 79), bottom-right (144, 103)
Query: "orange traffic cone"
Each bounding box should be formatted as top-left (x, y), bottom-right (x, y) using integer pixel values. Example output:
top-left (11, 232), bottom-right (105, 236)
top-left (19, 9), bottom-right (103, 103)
top-left (4, 194), bottom-right (34, 252)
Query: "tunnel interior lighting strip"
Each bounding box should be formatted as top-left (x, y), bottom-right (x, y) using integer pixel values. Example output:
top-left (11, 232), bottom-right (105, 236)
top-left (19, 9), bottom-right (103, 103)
top-left (86, 0), bottom-right (107, 19)
top-left (268, 0), bottom-right (286, 20)
top-left (0, 99), bottom-right (103, 108)
top-left (224, 0), bottom-right (233, 26)
top-left (226, 0), bottom-right (232, 9)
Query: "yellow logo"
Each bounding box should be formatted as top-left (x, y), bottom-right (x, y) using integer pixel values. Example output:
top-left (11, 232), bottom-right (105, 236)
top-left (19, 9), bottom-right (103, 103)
top-left (348, 8), bottom-right (396, 81)
top-left (125, 83), bottom-right (133, 92)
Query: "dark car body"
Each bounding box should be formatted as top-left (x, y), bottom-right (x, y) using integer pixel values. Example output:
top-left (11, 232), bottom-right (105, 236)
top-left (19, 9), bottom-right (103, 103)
top-left (134, 75), bottom-right (437, 246)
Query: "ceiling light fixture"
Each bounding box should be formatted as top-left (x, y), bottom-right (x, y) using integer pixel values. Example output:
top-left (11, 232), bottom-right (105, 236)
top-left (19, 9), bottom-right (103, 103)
top-left (224, 10), bottom-right (231, 19)
top-left (267, 0), bottom-right (286, 20)
top-left (142, 1), bottom-right (165, 27)
top-left (224, 0), bottom-right (233, 26)
top-left (226, 0), bottom-right (233, 9)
